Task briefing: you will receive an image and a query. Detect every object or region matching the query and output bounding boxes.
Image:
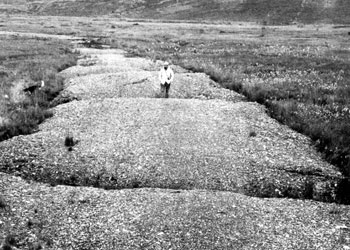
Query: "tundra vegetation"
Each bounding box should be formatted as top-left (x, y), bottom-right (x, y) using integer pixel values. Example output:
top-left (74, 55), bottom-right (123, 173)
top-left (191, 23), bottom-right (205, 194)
top-left (0, 35), bottom-right (77, 141)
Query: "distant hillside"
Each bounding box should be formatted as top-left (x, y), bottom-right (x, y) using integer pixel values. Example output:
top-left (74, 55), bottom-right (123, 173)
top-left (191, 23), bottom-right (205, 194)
top-left (1, 0), bottom-right (350, 24)
top-left (0, 0), bottom-right (27, 14)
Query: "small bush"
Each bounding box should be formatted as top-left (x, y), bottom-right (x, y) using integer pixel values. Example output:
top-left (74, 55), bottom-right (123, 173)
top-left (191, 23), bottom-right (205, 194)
top-left (249, 131), bottom-right (257, 137)
top-left (0, 106), bottom-right (53, 141)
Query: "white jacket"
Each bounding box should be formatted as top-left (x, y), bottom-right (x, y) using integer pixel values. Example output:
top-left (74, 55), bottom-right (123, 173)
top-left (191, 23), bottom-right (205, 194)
top-left (159, 67), bottom-right (174, 85)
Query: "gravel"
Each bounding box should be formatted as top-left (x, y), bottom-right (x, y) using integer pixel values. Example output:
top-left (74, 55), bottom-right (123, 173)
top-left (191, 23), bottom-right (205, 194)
top-left (1, 45), bottom-right (349, 250)
top-left (62, 71), bottom-right (244, 101)
top-left (0, 98), bottom-right (342, 201)
top-left (1, 172), bottom-right (349, 250)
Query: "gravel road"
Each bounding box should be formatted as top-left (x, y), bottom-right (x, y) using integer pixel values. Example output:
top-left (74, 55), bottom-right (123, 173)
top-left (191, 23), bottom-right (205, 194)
top-left (1, 42), bottom-right (349, 250)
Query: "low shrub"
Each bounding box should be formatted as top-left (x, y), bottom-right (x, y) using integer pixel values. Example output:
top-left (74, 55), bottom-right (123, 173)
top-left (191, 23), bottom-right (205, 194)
top-left (0, 106), bottom-right (53, 141)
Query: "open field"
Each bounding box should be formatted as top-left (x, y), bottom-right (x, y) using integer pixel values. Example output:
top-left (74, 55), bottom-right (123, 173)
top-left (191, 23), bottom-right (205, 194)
top-left (0, 15), bottom-right (350, 249)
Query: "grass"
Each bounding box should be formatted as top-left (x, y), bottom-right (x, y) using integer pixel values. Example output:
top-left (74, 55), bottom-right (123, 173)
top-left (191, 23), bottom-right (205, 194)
top-left (0, 35), bottom-right (77, 141)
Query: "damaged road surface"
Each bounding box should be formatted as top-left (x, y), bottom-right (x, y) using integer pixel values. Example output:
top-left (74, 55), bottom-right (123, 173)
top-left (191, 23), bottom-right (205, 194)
top-left (1, 36), bottom-right (349, 250)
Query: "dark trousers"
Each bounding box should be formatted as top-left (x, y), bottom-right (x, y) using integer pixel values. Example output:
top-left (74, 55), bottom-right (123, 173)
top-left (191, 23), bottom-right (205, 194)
top-left (161, 83), bottom-right (171, 98)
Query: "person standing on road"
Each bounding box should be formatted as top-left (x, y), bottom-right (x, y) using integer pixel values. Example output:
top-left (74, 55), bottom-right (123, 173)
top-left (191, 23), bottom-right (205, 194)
top-left (159, 61), bottom-right (174, 98)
